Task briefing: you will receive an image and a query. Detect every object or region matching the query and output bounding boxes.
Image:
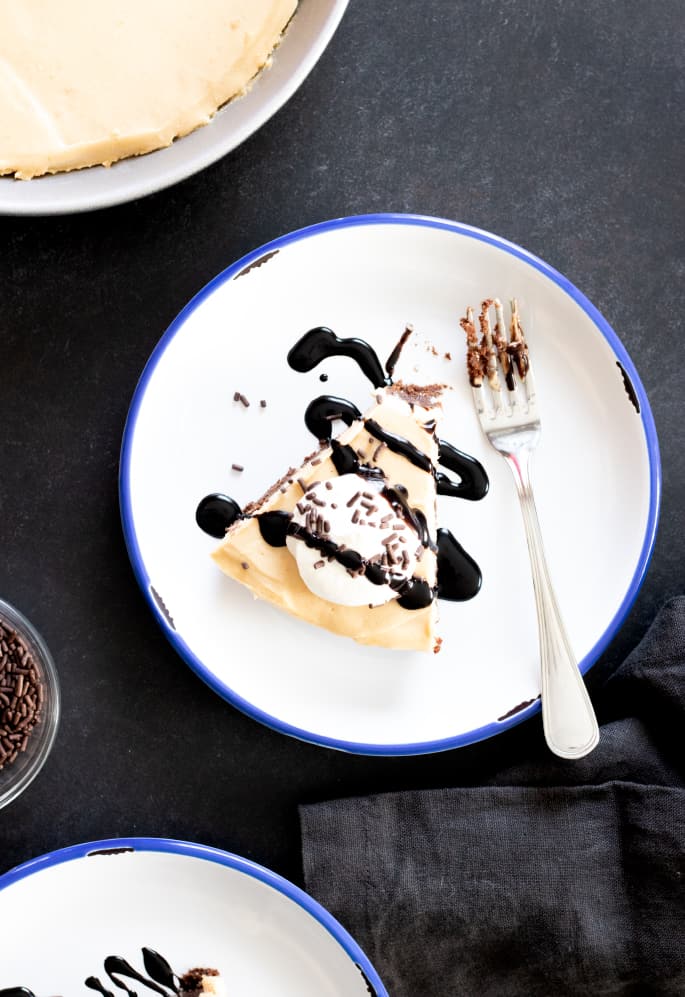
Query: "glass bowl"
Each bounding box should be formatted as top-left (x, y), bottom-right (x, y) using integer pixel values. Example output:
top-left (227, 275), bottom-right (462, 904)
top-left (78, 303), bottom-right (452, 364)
top-left (0, 598), bottom-right (60, 810)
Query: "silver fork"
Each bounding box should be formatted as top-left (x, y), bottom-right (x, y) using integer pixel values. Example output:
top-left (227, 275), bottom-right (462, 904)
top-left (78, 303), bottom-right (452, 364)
top-left (462, 298), bottom-right (599, 759)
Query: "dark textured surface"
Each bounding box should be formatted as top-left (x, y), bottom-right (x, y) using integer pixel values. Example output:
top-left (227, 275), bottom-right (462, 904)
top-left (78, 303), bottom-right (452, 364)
top-left (0, 0), bottom-right (682, 890)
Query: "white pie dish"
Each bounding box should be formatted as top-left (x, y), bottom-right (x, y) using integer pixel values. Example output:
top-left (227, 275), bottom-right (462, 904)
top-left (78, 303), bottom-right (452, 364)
top-left (119, 214), bottom-right (660, 755)
top-left (0, 0), bottom-right (348, 216)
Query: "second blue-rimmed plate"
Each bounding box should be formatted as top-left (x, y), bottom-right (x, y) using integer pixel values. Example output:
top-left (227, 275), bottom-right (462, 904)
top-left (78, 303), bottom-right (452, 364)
top-left (120, 214), bottom-right (660, 755)
top-left (0, 837), bottom-right (386, 995)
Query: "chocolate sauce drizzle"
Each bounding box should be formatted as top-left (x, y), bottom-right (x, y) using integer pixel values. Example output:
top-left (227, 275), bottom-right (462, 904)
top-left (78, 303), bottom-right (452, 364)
top-left (305, 395), bottom-right (361, 440)
top-left (306, 396), bottom-right (488, 501)
top-left (197, 478), bottom-right (480, 604)
top-left (330, 438), bottom-right (384, 480)
top-left (436, 440), bottom-right (489, 501)
top-left (364, 418), bottom-right (432, 473)
top-left (287, 326), bottom-right (389, 388)
top-left (198, 325), bottom-right (488, 609)
top-left (1, 948), bottom-right (188, 997)
top-left (85, 947), bottom-right (181, 996)
top-left (436, 528), bottom-right (482, 601)
top-left (196, 493), bottom-right (242, 538)
top-left (251, 485), bottom-right (450, 606)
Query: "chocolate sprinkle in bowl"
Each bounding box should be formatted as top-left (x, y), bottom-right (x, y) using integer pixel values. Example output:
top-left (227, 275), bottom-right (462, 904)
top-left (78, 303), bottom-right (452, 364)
top-left (0, 598), bottom-right (60, 810)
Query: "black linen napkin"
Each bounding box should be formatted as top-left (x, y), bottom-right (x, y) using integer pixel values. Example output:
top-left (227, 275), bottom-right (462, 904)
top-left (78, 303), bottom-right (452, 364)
top-left (300, 598), bottom-right (685, 996)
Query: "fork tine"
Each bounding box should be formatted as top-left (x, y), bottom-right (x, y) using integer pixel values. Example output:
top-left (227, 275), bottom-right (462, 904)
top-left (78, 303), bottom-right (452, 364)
top-left (509, 298), bottom-right (535, 407)
top-left (478, 299), bottom-right (501, 393)
top-left (460, 296), bottom-right (536, 422)
top-left (493, 298), bottom-right (515, 392)
top-left (460, 306), bottom-right (482, 384)
top-left (472, 383), bottom-right (486, 416)
top-left (459, 305), bottom-right (488, 416)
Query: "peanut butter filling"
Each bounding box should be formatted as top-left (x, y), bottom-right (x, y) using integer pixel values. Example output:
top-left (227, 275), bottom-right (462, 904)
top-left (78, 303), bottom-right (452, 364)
top-left (211, 391), bottom-right (442, 652)
top-left (0, 0), bottom-right (297, 179)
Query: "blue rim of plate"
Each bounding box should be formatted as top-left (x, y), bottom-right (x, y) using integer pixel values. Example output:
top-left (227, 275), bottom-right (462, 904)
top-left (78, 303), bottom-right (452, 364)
top-left (0, 836), bottom-right (388, 997)
top-left (119, 213), bottom-right (661, 756)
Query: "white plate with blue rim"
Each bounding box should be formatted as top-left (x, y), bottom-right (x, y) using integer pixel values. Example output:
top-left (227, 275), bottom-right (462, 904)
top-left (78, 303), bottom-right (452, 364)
top-left (0, 1), bottom-right (348, 216)
top-left (119, 214), bottom-right (660, 755)
top-left (0, 837), bottom-right (386, 996)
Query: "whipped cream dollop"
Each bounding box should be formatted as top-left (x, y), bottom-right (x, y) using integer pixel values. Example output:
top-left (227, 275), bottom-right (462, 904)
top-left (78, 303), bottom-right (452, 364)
top-left (286, 474), bottom-right (422, 606)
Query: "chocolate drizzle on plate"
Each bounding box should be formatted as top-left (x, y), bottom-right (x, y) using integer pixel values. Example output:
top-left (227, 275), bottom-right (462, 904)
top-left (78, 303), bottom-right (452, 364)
top-left (0, 951), bottom-right (178, 997)
top-left (305, 395), bottom-right (361, 440)
top-left (436, 528), bottom-right (482, 601)
top-left (84, 946), bottom-right (200, 996)
top-left (196, 493), bottom-right (242, 537)
top-left (287, 326), bottom-right (389, 388)
top-left (436, 440), bottom-right (489, 501)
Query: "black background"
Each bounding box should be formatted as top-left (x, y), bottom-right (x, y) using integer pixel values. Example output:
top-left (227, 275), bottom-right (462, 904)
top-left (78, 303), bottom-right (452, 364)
top-left (0, 0), bottom-right (682, 886)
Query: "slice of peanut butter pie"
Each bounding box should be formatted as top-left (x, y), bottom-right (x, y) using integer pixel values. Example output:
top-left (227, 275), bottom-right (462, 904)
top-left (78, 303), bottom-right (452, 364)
top-left (197, 325), bottom-right (489, 652)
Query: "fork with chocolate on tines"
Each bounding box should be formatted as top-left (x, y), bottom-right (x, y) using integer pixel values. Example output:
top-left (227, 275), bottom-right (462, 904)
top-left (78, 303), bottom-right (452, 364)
top-left (461, 299), bottom-right (599, 759)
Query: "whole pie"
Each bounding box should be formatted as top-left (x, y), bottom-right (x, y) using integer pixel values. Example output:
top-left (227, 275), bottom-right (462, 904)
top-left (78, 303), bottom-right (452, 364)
top-left (0, 0), bottom-right (297, 179)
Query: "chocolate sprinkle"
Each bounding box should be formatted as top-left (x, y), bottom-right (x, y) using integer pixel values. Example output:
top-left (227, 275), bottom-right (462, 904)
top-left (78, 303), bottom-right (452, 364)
top-left (260, 399), bottom-right (267, 408)
top-left (231, 463), bottom-right (244, 472)
top-left (0, 620), bottom-right (43, 772)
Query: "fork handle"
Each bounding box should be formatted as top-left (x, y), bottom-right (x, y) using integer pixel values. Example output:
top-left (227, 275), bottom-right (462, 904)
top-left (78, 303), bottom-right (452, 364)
top-left (505, 450), bottom-right (600, 759)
